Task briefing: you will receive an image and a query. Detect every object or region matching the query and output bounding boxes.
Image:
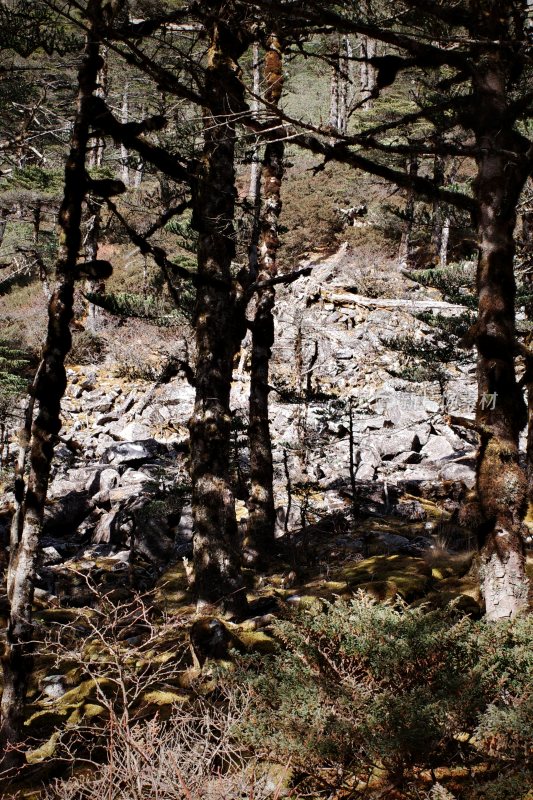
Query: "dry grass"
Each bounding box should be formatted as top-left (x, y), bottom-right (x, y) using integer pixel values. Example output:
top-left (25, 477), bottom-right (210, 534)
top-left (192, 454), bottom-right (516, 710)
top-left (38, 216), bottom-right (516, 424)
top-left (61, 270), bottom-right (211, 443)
top-left (42, 700), bottom-right (289, 800)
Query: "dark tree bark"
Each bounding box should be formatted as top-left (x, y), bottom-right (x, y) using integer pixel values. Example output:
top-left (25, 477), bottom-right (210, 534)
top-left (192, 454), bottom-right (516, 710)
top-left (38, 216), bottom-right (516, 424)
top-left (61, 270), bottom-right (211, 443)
top-left (88, 46), bottom-right (108, 169)
top-left (471, 45), bottom-right (531, 619)
top-left (189, 12), bottom-right (249, 617)
top-left (0, 0), bottom-right (106, 760)
top-left (246, 32), bottom-right (285, 560)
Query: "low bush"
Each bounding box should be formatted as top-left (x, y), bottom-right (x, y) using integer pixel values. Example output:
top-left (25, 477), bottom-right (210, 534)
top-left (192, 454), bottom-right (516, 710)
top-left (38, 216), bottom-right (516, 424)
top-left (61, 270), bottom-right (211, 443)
top-left (67, 330), bottom-right (107, 366)
top-left (227, 595), bottom-right (533, 799)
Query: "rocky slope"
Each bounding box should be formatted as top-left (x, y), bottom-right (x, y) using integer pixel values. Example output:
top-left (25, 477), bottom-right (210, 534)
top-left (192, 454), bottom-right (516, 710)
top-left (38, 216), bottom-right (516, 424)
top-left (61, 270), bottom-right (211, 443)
top-left (0, 242), bottom-right (486, 613)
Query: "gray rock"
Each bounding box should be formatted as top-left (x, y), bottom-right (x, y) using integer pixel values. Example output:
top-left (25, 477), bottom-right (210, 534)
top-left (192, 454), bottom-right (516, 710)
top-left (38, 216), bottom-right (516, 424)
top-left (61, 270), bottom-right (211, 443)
top-left (366, 531), bottom-right (412, 555)
top-left (48, 477), bottom-right (84, 499)
top-left (356, 463), bottom-right (378, 481)
top-left (80, 373), bottom-right (97, 391)
top-left (103, 440), bottom-right (159, 466)
top-left (431, 422), bottom-right (469, 452)
top-left (114, 421), bottom-right (152, 442)
top-left (93, 509), bottom-right (119, 544)
top-left (108, 485), bottom-right (145, 504)
top-left (84, 394), bottom-right (116, 413)
top-left (420, 435), bottom-right (455, 461)
top-left (41, 675), bottom-right (66, 701)
top-left (99, 468), bottom-right (120, 493)
top-left (391, 450), bottom-right (422, 465)
top-left (95, 412), bottom-right (119, 426)
top-left (41, 546), bottom-right (62, 565)
top-left (120, 468), bottom-right (152, 485)
top-left (373, 430), bottom-right (421, 460)
top-left (115, 392), bottom-right (136, 416)
top-left (439, 461), bottom-right (476, 488)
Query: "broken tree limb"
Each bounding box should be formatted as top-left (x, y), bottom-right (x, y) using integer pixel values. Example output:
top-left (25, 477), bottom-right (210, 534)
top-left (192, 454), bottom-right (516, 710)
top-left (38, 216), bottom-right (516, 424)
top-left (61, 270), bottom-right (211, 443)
top-left (320, 288), bottom-right (468, 314)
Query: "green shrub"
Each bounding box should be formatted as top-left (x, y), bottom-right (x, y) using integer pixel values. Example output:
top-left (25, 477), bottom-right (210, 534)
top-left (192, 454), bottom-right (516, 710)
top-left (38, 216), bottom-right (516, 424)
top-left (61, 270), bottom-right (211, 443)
top-left (228, 596), bottom-right (533, 798)
top-left (0, 335), bottom-right (30, 419)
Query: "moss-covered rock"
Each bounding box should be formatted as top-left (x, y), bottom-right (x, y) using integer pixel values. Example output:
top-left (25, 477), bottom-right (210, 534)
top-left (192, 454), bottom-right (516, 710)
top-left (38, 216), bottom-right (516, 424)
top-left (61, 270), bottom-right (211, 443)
top-left (139, 689), bottom-right (189, 707)
top-left (26, 732), bottom-right (60, 764)
top-left (236, 629), bottom-right (278, 654)
top-left (154, 563), bottom-right (193, 612)
top-left (34, 606), bottom-right (98, 626)
top-left (333, 554), bottom-right (433, 601)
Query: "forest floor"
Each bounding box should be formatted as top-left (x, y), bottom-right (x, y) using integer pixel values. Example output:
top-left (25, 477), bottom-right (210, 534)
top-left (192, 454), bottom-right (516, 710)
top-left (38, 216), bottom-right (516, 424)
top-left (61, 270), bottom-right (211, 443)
top-left (1, 238), bottom-right (532, 798)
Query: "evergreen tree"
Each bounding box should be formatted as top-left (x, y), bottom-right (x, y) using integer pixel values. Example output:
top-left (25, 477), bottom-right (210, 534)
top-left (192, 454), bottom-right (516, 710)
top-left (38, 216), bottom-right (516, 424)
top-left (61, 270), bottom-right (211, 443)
top-left (236, 0), bottom-right (533, 619)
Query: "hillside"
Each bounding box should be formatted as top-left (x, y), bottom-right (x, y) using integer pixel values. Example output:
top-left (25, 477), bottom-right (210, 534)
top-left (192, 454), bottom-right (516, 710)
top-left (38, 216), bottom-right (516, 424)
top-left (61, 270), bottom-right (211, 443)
top-left (0, 1), bottom-right (532, 797)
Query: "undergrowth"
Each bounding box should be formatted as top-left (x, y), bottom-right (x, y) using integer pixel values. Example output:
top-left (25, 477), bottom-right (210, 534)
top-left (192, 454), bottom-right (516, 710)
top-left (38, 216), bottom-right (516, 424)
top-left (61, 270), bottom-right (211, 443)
top-left (1, 596), bottom-right (531, 798)
top-left (226, 595), bottom-right (533, 799)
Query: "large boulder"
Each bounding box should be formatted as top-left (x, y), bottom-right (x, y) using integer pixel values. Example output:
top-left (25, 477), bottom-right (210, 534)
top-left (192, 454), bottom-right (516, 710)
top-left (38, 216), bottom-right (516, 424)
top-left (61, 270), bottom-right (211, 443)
top-left (102, 440), bottom-right (160, 466)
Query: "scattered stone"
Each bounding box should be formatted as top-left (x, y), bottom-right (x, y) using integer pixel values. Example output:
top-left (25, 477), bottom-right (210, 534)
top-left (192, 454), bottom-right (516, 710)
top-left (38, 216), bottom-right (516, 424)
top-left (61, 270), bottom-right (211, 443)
top-left (113, 421), bottom-right (152, 442)
top-left (103, 440), bottom-right (160, 466)
top-left (41, 546), bottom-right (62, 565)
top-left (420, 436), bottom-right (455, 461)
top-left (93, 509), bottom-right (119, 545)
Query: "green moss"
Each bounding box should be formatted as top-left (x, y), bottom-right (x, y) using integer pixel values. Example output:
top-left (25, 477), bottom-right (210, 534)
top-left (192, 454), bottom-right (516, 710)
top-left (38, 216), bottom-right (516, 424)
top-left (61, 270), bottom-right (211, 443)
top-left (52, 677), bottom-right (113, 709)
top-left (435, 575), bottom-right (481, 602)
top-left (154, 563), bottom-right (193, 612)
top-left (81, 703), bottom-right (107, 719)
top-left (295, 595), bottom-right (327, 613)
top-left (24, 707), bottom-right (71, 735)
top-left (299, 579), bottom-right (349, 596)
top-left (336, 554), bottom-right (431, 583)
top-left (35, 607), bottom-right (97, 625)
top-left (26, 732), bottom-right (60, 764)
top-left (416, 592), bottom-right (481, 617)
top-left (139, 689), bottom-right (188, 706)
top-left (236, 630), bottom-right (277, 654)
top-left (332, 555), bottom-right (432, 602)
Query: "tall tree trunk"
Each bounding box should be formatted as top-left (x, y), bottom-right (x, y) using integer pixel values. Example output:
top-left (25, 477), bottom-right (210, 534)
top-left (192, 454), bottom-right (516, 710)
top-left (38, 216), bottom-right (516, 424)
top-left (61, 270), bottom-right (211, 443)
top-left (431, 153), bottom-right (455, 268)
top-left (189, 15), bottom-right (248, 617)
top-left (0, 208), bottom-right (7, 248)
top-left (247, 41), bottom-right (262, 281)
top-left (0, 1), bottom-right (105, 760)
top-left (471, 51), bottom-right (530, 620)
top-left (359, 35), bottom-right (376, 110)
top-left (84, 196), bottom-right (104, 332)
top-left (329, 35), bottom-right (351, 138)
top-left (120, 81), bottom-right (130, 186)
top-left (398, 156), bottom-right (418, 269)
top-left (88, 46), bottom-right (108, 168)
top-left (439, 215), bottom-right (450, 269)
top-left (246, 32), bottom-right (284, 560)
top-left (329, 38), bottom-right (340, 138)
top-left (248, 41), bottom-right (262, 205)
top-left (431, 153), bottom-right (445, 265)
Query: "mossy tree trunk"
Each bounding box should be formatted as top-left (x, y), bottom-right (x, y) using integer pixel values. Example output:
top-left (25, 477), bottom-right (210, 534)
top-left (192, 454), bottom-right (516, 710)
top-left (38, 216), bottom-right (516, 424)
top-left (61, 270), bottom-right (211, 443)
top-left (246, 33), bottom-right (284, 561)
top-left (472, 48), bottom-right (531, 620)
top-left (189, 13), bottom-right (248, 617)
top-left (0, 0), bottom-right (106, 761)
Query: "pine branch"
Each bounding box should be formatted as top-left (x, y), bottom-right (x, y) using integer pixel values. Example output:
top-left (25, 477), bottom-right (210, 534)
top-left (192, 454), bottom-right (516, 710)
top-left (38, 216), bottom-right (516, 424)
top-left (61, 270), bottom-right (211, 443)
top-left (242, 0), bottom-right (472, 71)
top-left (89, 99), bottom-right (193, 186)
top-left (105, 199), bottom-right (193, 308)
top-left (292, 134), bottom-right (476, 213)
top-left (246, 265), bottom-right (312, 298)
